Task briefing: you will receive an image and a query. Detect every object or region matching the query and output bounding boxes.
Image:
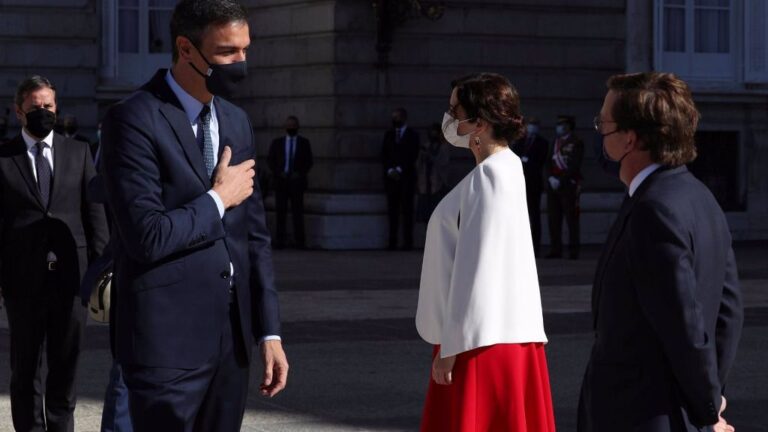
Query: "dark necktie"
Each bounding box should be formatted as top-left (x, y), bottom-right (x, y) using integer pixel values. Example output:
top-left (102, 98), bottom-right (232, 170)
top-left (35, 141), bottom-right (52, 208)
top-left (198, 105), bottom-right (214, 178)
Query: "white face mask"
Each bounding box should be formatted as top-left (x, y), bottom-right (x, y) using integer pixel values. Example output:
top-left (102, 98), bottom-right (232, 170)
top-left (526, 124), bottom-right (539, 136)
top-left (441, 112), bottom-right (475, 148)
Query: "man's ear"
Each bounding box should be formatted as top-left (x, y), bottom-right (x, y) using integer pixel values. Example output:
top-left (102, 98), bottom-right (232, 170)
top-left (176, 36), bottom-right (193, 61)
top-left (14, 106), bottom-right (24, 123)
top-left (626, 129), bottom-right (640, 151)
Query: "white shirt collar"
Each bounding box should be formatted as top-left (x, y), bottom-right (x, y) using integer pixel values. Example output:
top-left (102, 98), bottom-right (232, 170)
top-left (629, 163), bottom-right (662, 197)
top-left (165, 69), bottom-right (215, 124)
top-left (22, 128), bottom-right (54, 151)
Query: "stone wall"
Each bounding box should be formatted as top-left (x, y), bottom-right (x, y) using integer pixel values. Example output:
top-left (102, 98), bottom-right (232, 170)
top-left (0, 0), bottom-right (100, 139)
top-left (248, 0), bottom-right (629, 248)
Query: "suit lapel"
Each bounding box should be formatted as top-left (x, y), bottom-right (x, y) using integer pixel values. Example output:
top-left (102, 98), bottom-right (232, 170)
top-left (9, 138), bottom-right (44, 209)
top-left (50, 133), bottom-right (68, 206)
top-left (591, 165), bottom-right (684, 328)
top-left (148, 71), bottom-right (210, 188)
top-left (592, 194), bottom-right (635, 327)
top-left (214, 98), bottom-right (235, 161)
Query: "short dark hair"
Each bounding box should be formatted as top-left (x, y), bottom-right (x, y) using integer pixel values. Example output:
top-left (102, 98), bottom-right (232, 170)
top-left (392, 107), bottom-right (408, 119)
top-left (15, 75), bottom-right (56, 107)
top-left (171, 0), bottom-right (249, 62)
top-left (606, 72), bottom-right (699, 166)
top-left (286, 115), bottom-right (299, 123)
top-left (556, 115), bottom-right (575, 131)
top-left (451, 73), bottom-right (524, 142)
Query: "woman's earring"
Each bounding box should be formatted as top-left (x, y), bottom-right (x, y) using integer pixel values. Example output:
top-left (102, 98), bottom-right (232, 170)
top-left (474, 137), bottom-right (481, 146)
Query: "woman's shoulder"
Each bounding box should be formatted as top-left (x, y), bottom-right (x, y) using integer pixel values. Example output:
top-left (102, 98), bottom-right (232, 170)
top-left (469, 149), bottom-right (522, 186)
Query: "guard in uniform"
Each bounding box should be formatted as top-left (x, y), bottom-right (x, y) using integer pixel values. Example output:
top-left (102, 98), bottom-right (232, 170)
top-left (546, 115), bottom-right (584, 259)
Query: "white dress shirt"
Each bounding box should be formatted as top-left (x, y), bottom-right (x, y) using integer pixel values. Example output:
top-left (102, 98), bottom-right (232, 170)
top-left (416, 148), bottom-right (548, 358)
top-left (629, 163), bottom-right (662, 197)
top-left (165, 70), bottom-right (280, 344)
top-left (284, 135), bottom-right (297, 173)
top-left (22, 128), bottom-right (55, 180)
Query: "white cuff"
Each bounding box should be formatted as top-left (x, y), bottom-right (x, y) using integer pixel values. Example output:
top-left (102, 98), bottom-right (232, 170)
top-left (207, 190), bottom-right (225, 218)
top-left (259, 335), bottom-right (282, 345)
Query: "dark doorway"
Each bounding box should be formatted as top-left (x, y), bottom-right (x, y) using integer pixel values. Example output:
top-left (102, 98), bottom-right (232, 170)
top-left (688, 130), bottom-right (745, 212)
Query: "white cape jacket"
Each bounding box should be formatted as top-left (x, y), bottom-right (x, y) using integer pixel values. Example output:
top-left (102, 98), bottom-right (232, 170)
top-left (416, 148), bottom-right (548, 358)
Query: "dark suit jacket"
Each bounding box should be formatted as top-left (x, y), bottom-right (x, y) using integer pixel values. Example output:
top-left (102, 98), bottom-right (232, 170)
top-left (0, 134), bottom-right (108, 298)
top-left (511, 133), bottom-right (549, 190)
top-left (101, 69), bottom-right (281, 369)
top-left (267, 135), bottom-right (313, 189)
top-left (381, 127), bottom-right (419, 183)
top-left (579, 165), bottom-right (743, 431)
top-left (547, 133), bottom-right (584, 189)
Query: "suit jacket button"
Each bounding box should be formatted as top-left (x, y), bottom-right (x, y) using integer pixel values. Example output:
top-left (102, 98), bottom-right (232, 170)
top-left (46, 211), bottom-right (53, 217)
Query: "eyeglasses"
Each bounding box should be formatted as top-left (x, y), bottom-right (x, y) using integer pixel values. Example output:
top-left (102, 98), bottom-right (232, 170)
top-left (593, 115), bottom-right (620, 137)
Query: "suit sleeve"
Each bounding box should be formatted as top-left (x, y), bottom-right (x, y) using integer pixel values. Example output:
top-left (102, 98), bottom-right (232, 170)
top-left (303, 138), bottom-right (313, 174)
top-left (267, 139), bottom-right (278, 174)
top-left (81, 142), bottom-right (109, 259)
top-left (716, 247), bottom-right (744, 389)
top-left (247, 121), bottom-right (281, 339)
top-left (629, 202), bottom-right (722, 426)
top-left (101, 104), bottom-right (225, 264)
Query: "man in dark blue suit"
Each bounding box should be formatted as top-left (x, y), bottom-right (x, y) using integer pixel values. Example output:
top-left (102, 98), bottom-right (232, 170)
top-left (101, 1), bottom-right (288, 430)
top-left (579, 72), bottom-right (743, 432)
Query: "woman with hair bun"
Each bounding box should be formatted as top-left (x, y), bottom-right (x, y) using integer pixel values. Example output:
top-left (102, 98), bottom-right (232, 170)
top-left (416, 73), bottom-right (556, 431)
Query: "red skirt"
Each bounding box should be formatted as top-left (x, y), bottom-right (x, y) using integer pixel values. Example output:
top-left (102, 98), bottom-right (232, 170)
top-left (420, 343), bottom-right (556, 432)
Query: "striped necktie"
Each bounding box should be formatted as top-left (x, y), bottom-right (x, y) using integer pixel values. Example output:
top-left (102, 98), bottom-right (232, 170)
top-left (198, 105), bottom-right (214, 178)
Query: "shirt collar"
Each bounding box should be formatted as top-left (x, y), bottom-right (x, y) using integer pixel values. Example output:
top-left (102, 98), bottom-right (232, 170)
top-left (629, 163), bottom-right (662, 197)
top-left (22, 128), bottom-right (54, 151)
top-left (165, 69), bottom-right (215, 123)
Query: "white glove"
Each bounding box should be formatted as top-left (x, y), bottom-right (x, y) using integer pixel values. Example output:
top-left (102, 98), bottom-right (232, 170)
top-left (548, 176), bottom-right (561, 190)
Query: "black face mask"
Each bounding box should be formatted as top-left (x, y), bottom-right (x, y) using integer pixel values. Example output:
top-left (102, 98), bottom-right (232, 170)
top-left (286, 128), bottom-right (299, 136)
top-left (392, 119), bottom-right (405, 129)
top-left (24, 108), bottom-right (56, 139)
top-left (594, 131), bottom-right (633, 178)
top-left (189, 44), bottom-right (247, 99)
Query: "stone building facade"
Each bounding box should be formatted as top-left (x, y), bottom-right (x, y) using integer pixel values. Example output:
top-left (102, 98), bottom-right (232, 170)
top-left (1, 0), bottom-right (766, 248)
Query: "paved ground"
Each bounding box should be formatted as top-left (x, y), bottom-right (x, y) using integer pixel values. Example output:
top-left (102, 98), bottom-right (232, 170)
top-left (1, 242), bottom-right (766, 431)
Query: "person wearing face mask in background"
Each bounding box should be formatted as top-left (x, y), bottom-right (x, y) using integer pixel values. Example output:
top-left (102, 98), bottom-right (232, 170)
top-left (416, 73), bottom-right (555, 432)
top-left (511, 116), bottom-right (549, 257)
top-left (99, 1), bottom-right (288, 430)
top-left (546, 114), bottom-right (584, 259)
top-left (268, 115), bottom-right (313, 249)
top-left (381, 107), bottom-right (420, 250)
top-left (0, 75), bottom-right (109, 432)
top-left (416, 123), bottom-right (451, 222)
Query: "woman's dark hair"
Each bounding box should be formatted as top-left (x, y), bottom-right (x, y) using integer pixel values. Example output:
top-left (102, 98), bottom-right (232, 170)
top-left (451, 73), bottom-right (524, 143)
top-left (607, 72), bottom-right (699, 166)
top-left (171, 0), bottom-right (249, 62)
